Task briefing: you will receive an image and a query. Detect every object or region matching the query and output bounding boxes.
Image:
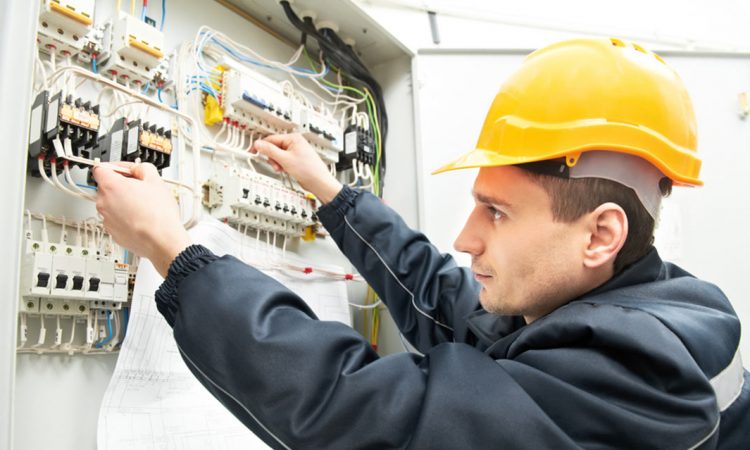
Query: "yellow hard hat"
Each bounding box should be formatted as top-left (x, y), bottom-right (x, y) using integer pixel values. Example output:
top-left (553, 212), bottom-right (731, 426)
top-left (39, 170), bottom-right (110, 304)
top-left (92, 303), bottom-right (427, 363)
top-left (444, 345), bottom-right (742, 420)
top-left (433, 37), bottom-right (702, 186)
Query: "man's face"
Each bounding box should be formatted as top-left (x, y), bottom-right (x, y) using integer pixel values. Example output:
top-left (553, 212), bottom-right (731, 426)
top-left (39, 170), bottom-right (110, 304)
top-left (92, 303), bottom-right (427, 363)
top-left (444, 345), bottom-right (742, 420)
top-left (454, 166), bottom-right (589, 322)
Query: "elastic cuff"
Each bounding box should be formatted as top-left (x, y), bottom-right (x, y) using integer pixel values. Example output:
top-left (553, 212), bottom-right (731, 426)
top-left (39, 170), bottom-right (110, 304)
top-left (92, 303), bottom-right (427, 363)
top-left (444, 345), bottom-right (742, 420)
top-left (155, 244), bottom-right (219, 327)
top-left (317, 185), bottom-right (360, 230)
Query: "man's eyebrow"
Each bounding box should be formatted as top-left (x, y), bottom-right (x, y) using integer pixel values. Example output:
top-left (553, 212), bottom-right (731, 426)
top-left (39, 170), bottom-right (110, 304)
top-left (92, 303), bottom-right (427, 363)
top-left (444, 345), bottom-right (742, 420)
top-left (472, 191), bottom-right (514, 209)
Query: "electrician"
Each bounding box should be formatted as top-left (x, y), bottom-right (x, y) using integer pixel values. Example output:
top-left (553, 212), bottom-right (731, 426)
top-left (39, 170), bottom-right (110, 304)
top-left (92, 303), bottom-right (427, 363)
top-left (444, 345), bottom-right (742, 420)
top-left (93, 38), bottom-right (749, 448)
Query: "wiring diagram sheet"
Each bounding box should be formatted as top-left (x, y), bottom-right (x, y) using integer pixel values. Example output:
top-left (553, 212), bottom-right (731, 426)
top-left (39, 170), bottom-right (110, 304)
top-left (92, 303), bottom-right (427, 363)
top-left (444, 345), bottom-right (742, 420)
top-left (97, 217), bottom-right (350, 449)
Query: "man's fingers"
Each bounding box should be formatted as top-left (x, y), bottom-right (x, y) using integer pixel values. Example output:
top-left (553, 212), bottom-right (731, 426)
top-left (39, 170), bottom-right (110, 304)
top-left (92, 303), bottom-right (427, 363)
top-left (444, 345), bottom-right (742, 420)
top-left (270, 161), bottom-right (283, 172)
top-left (261, 133), bottom-right (296, 149)
top-left (254, 140), bottom-right (291, 167)
top-left (129, 163), bottom-right (160, 181)
top-left (92, 164), bottom-right (122, 189)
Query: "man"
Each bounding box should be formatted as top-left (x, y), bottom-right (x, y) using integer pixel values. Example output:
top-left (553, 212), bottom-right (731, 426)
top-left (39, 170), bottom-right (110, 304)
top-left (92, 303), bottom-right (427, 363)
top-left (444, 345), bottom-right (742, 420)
top-left (93, 38), bottom-right (749, 448)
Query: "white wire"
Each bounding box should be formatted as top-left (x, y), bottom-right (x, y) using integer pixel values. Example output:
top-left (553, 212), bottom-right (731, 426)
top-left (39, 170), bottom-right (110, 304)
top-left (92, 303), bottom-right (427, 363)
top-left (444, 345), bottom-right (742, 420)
top-left (17, 313), bottom-right (28, 350)
top-left (31, 315), bottom-right (47, 349)
top-left (64, 163), bottom-right (97, 201)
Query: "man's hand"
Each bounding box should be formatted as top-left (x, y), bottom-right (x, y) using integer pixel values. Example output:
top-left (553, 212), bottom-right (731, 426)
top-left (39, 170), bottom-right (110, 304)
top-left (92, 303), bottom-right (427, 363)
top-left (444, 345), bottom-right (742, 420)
top-left (251, 133), bottom-right (343, 204)
top-left (93, 162), bottom-right (192, 277)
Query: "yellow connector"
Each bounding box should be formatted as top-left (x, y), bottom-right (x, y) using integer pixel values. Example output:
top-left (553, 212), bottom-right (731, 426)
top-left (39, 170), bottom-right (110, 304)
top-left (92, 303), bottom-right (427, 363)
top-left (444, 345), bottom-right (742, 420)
top-left (128, 37), bottom-right (164, 59)
top-left (204, 95), bottom-right (224, 126)
top-left (303, 226), bottom-right (316, 242)
top-left (50, 2), bottom-right (93, 26)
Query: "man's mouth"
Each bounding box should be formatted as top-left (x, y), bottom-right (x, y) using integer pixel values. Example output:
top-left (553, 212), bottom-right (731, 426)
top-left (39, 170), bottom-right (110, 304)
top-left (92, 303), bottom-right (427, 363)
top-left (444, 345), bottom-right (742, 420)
top-left (472, 269), bottom-right (492, 283)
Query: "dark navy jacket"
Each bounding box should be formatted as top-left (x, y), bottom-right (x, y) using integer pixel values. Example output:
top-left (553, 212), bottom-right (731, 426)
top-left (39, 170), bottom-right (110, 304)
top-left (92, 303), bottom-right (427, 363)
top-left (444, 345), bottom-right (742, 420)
top-left (155, 186), bottom-right (749, 449)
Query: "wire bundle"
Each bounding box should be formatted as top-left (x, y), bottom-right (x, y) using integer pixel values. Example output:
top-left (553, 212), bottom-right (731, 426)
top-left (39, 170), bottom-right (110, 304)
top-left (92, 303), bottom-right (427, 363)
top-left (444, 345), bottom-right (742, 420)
top-left (279, 1), bottom-right (387, 196)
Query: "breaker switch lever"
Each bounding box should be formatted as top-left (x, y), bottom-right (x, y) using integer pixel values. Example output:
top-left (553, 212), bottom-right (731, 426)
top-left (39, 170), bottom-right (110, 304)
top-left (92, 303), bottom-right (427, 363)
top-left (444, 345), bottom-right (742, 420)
top-left (72, 275), bottom-right (84, 290)
top-left (55, 273), bottom-right (68, 289)
top-left (88, 277), bottom-right (101, 292)
top-left (37, 272), bottom-right (51, 288)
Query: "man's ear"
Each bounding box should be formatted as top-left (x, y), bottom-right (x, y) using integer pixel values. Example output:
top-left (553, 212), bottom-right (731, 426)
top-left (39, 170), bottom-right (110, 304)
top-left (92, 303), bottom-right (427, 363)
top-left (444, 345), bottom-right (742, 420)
top-left (582, 202), bottom-right (628, 269)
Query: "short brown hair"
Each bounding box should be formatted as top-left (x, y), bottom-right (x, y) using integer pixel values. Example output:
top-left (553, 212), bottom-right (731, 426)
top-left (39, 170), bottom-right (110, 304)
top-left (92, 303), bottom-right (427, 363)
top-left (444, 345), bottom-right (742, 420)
top-left (521, 171), bottom-right (672, 273)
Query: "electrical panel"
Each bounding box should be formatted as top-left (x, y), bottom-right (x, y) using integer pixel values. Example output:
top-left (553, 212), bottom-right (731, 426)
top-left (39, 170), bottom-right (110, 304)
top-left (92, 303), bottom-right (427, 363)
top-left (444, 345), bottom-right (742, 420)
top-left (21, 1), bottom-right (381, 360)
top-left (37, 0), bottom-right (95, 58)
top-left (16, 1), bottom-right (397, 446)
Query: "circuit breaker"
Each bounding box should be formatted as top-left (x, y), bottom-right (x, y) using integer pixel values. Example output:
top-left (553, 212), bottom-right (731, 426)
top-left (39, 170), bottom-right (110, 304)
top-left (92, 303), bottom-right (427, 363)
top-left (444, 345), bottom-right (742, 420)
top-left (37, 0), bottom-right (96, 58)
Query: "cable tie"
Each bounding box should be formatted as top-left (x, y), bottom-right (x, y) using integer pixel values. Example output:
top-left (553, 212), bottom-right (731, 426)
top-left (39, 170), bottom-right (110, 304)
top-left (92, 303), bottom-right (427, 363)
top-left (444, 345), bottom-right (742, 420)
top-left (344, 273), bottom-right (353, 280)
top-left (303, 267), bottom-right (313, 274)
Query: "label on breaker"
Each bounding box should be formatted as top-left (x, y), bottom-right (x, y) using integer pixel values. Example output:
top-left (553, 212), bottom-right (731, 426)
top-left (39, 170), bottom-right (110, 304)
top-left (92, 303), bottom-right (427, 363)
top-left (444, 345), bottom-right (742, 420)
top-left (110, 129), bottom-right (124, 162)
top-left (126, 126), bottom-right (139, 157)
top-left (46, 97), bottom-right (59, 134)
top-left (29, 105), bottom-right (42, 145)
top-left (344, 131), bottom-right (357, 155)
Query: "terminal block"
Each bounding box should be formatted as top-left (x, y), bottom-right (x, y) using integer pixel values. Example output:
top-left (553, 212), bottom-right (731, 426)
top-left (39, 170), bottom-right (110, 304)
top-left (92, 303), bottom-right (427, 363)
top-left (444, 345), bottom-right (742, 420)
top-left (37, 0), bottom-right (96, 58)
top-left (222, 68), bottom-right (295, 135)
top-left (121, 120), bottom-right (172, 171)
top-left (296, 107), bottom-right (343, 165)
top-left (204, 162), bottom-right (317, 237)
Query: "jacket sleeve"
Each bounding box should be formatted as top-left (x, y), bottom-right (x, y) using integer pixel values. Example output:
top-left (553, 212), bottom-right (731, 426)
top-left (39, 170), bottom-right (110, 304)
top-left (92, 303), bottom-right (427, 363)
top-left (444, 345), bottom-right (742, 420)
top-left (155, 248), bottom-right (719, 450)
top-left (316, 186), bottom-right (481, 351)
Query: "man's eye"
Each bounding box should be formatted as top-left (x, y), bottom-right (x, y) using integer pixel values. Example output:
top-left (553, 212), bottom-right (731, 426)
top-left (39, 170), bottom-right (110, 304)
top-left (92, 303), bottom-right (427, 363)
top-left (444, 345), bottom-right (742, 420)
top-left (487, 206), bottom-right (505, 221)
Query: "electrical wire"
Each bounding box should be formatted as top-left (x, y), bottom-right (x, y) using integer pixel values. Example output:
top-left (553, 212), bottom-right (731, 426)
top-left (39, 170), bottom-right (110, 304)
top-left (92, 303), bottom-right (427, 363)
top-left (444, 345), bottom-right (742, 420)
top-left (95, 311), bottom-right (114, 348)
top-left (283, 3), bottom-right (387, 194)
top-left (160, 0), bottom-right (166, 31)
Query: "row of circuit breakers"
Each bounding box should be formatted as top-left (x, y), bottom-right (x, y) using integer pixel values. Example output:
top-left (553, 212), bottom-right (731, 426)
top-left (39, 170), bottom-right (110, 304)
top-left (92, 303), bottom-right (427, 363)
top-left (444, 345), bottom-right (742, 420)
top-left (218, 66), bottom-right (377, 170)
top-left (20, 236), bottom-right (129, 316)
top-left (28, 90), bottom-right (173, 179)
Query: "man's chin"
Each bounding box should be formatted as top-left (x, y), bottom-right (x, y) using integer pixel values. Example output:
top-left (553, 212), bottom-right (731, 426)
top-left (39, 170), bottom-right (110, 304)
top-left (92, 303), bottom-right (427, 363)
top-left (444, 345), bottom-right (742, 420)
top-left (479, 293), bottom-right (522, 316)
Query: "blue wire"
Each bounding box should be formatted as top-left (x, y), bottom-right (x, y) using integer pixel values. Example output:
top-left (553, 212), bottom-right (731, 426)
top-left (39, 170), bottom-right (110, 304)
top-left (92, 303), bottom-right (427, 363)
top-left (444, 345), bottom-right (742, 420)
top-left (76, 183), bottom-right (97, 191)
top-left (123, 249), bottom-right (129, 263)
top-left (142, 81), bottom-right (150, 93)
top-left (92, 57), bottom-right (97, 74)
top-left (95, 311), bottom-right (113, 348)
top-left (200, 35), bottom-right (327, 76)
top-left (123, 308), bottom-right (129, 339)
top-left (160, 0), bottom-right (166, 31)
top-left (157, 88), bottom-right (164, 103)
top-left (141, 3), bottom-right (147, 21)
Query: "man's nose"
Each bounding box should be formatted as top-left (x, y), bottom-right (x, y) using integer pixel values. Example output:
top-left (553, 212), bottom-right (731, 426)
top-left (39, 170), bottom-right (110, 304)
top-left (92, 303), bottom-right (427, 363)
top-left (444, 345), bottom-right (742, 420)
top-left (454, 208), bottom-right (484, 256)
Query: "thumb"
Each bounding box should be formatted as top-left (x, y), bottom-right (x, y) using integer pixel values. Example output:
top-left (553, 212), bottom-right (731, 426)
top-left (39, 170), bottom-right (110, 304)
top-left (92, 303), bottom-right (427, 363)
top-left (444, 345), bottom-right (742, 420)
top-left (129, 163), bottom-right (160, 181)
